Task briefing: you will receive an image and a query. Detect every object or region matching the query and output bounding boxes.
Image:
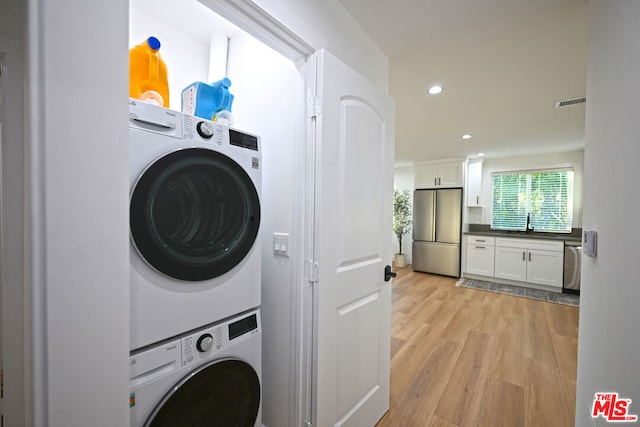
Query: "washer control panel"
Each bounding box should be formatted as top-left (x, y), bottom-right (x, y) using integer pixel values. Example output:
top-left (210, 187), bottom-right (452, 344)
top-left (129, 309), bottom-right (260, 388)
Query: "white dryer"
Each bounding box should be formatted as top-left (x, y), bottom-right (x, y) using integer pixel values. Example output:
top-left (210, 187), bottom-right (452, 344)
top-left (129, 99), bottom-right (261, 350)
top-left (129, 308), bottom-right (262, 427)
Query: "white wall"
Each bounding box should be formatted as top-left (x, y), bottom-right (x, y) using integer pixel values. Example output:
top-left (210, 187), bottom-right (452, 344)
top-left (466, 150), bottom-right (584, 228)
top-left (226, 31), bottom-right (303, 427)
top-left (26, 0), bottom-right (130, 426)
top-left (253, 0), bottom-right (389, 91)
top-left (576, 2), bottom-right (640, 426)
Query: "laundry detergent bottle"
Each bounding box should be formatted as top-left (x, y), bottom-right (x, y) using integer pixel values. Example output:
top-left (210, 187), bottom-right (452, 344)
top-left (129, 36), bottom-right (170, 107)
top-left (181, 78), bottom-right (234, 121)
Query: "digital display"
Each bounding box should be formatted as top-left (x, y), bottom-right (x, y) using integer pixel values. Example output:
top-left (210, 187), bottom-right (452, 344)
top-left (229, 314), bottom-right (258, 340)
top-left (229, 129), bottom-right (259, 151)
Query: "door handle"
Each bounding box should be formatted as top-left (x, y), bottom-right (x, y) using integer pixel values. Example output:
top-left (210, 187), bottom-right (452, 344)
top-left (384, 265), bottom-right (397, 282)
top-left (522, 251), bottom-right (526, 261)
top-left (529, 252), bottom-right (532, 262)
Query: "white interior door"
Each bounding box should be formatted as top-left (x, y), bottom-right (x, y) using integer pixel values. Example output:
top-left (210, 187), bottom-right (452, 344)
top-left (311, 49), bottom-right (395, 427)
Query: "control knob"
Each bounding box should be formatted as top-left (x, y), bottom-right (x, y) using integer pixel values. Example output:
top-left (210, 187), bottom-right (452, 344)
top-left (196, 333), bottom-right (214, 352)
top-left (196, 121), bottom-right (215, 139)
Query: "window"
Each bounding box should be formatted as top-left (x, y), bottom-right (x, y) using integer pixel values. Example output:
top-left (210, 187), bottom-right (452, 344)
top-left (491, 168), bottom-right (574, 232)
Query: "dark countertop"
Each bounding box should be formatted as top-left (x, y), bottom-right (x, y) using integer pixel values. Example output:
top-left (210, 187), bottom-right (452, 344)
top-left (465, 225), bottom-right (582, 242)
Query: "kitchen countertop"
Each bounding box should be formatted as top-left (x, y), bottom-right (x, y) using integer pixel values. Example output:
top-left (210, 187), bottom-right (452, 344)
top-left (465, 226), bottom-right (582, 242)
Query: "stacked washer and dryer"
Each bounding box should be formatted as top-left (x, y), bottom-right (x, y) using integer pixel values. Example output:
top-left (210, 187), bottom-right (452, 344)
top-left (127, 99), bottom-right (263, 427)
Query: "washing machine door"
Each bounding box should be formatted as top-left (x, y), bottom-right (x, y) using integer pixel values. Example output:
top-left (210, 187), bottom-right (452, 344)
top-left (130, 148), bottom-right (260, 281)
top-left (145, 359), bottom-right (260, 427)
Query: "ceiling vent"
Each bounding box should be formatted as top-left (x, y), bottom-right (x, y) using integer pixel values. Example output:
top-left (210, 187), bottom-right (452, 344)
top-left (554, 97), bottom-right (586, 108)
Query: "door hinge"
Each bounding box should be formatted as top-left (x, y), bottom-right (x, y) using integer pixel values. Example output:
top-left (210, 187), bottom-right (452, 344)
top-left (307, 95), bottom-right (321, 118)
top-left (304, 260), bottom-right (319, 283)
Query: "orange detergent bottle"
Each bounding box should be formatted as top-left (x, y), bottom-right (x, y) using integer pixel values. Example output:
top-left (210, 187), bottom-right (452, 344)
top-left (129, 36), bottom-right (170, 107)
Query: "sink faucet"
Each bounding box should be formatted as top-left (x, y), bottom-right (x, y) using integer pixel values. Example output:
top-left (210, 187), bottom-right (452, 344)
top-left (526, 213), bottom-right (534, 233)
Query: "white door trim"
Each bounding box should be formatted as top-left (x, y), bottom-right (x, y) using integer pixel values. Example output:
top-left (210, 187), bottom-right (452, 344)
top-left (198, 0), bottom-right (314, 61)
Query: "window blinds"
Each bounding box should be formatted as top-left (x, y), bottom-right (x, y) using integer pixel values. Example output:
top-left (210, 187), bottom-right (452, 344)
top-left (491, 169), bottom-right (574, 232)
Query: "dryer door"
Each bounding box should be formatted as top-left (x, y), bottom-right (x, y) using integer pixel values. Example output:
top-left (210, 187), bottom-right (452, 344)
top-left (130, 148), bottom-right (260, 281)
top-left (145, 359), bottom-right (260, 427)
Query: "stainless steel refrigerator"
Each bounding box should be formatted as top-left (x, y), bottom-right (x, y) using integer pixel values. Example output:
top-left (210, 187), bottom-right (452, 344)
top-left (412, 188), bottom-right (462, 277)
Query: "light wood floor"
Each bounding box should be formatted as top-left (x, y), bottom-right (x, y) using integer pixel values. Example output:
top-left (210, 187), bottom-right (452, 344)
top-left (376, 266), bottom-right (579, 427)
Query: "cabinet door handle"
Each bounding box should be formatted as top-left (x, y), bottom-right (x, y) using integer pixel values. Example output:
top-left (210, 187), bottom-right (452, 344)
top-left (439, 177), bottom-right (442, 185)
top-left (475, 246), bottom-right (486, 249)
top-left (522, 251), bottom-right (526, 261)
top-left (434, 177), bottom-right (437, 186)
top-left (529, 252), bottom-right (532, 262)
top-left (476, 239), bottom-right (486, 242)
top-left (476, 196), bottom-right (479, 205)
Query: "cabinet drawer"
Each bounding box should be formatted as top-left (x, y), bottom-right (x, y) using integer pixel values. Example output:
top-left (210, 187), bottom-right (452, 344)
top-left (495, 237), bottom-right (563, 252)
top-left (466, 235), bottom-right (495, 246)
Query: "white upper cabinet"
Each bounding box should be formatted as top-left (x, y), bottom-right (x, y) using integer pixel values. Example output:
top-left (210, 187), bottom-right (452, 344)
top-left (415, 161), bottom-right (463, 188)
top-left (466, 160), bottom-right (483, 207)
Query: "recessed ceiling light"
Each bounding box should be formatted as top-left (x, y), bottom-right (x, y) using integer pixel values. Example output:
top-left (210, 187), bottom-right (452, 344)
top-left (462, 134), bottom-right (472, 140)
top-left (477, 152), bottom-right (485, 157)
top-left (428, 85), bottom-right (443, 95)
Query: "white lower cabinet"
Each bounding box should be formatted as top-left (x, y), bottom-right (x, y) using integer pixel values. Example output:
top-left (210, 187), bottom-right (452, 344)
top-left (494, 238), bottom-right (564, 289)
top-left (466, 235), bottom-right (564, 290)
top-left (465, 236), bottom-right (495, 276)
top-left (494, 246), bottom-right (527, 282)
top-left (526, 249), bottom-right (564, 287)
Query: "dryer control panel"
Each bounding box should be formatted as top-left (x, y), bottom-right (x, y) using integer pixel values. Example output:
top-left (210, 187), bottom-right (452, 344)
top-left (181, 309), bottom-right (261, 368)
top-left (183, 113), bottom-right (226, 146)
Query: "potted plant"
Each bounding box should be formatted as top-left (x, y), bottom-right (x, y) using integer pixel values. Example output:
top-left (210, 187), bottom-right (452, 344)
top-left (393, 189), bottom-right (412, 267)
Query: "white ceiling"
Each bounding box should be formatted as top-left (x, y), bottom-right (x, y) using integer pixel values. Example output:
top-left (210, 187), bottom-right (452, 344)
top-left (337, 0), bottom-right (589, 163)
top-left (133, 0), bottom-right (588, 164)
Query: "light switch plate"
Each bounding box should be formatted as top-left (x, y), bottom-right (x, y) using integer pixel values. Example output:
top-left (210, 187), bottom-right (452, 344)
top-left (583, 230), bottom-right (597, 257)
top-left (273, 232), bottom-right (290, 257)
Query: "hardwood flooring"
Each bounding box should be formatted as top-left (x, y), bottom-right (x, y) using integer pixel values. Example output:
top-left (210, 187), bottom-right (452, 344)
top-left (376, 266), bottom-right (579, 427)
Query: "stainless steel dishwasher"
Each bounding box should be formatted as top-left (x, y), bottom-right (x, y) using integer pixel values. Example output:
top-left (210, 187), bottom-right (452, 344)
top-left (563, 240), bottom-right (582, 294)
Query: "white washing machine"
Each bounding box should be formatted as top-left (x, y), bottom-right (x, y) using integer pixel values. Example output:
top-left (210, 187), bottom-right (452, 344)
top-left (129, 308), bottom-right (262, 427)
top-left (129, 99), bottom-right (261, 350)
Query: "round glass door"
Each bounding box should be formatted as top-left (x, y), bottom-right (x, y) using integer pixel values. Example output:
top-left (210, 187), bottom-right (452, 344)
top-left (130, 148), bottom-right (260, 281)
top-left (146, 359), bottom-right (260, 427)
